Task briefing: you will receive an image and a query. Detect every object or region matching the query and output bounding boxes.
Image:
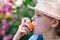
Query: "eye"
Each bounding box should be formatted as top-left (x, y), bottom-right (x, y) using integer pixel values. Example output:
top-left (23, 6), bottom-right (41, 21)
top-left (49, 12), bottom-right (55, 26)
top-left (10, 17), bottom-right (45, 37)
top-left (36, 14), bottom-right (41, 17)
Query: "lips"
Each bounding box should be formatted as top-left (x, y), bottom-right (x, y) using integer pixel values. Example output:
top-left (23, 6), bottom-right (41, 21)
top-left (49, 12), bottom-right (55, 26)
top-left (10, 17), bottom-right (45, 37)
top-left (32, 21), bottom-right (36, 27)
top-left (26, 21), bottom-right (34, 31)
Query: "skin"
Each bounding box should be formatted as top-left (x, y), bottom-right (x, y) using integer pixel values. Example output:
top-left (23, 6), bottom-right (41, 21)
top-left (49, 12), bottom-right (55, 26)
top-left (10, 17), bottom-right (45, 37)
top-left (32, 10), bottom-right (52, 35)
top-left (13, 10), bottom-right (59, 40)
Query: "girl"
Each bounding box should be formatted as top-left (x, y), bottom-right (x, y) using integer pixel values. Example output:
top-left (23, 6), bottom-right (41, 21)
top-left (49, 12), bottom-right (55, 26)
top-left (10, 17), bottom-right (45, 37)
top-left (13, 0), bottom-right (60, 40)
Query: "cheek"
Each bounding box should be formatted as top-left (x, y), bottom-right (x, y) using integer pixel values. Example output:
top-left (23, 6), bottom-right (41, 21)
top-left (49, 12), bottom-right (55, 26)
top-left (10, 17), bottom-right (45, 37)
top-left (37, 18), bottom-right (51, 28)
top-left (32, 17), bottom-right (51, 33)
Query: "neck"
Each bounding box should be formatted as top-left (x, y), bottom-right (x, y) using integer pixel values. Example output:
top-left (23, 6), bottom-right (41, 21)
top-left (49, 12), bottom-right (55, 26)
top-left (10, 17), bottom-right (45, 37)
top-left (43, 29), bottom-right (56, 40)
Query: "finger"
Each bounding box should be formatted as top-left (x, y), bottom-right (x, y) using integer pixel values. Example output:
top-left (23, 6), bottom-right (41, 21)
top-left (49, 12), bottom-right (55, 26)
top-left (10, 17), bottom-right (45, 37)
top-left (24, 23), bottom-right (32, 31)
top-left (19, 30), bottom-right (28, 35)
top-left (21, 27), bottom-right (30, 34)
top-left (18, 23), bottom-right (30, 32)
top-left (20, 23), bottom-right (30, 30)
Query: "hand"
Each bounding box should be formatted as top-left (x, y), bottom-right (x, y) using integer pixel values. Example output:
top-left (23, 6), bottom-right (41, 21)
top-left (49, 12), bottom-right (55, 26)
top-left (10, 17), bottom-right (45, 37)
top-left (13, 18), bottom-right (30, 40)
top-left (17, 23), bottom-right (30, 37)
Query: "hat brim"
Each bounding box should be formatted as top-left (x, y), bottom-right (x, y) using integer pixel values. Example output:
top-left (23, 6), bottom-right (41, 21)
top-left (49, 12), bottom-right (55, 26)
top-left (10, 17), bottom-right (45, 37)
top-left (27, 5), bottom-right (35, 10)
top-left (27, 5), bottom-right (60, 20)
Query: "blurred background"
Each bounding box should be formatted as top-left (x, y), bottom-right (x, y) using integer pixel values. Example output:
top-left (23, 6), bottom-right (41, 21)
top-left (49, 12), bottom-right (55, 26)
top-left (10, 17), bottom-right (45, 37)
top-left (0, 0), bottom-right (36, 40)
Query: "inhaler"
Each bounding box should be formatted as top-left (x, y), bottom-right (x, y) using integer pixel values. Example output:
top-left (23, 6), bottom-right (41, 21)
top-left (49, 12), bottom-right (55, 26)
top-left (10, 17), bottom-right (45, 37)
top-left (22, 17), bottom-right (34, 31)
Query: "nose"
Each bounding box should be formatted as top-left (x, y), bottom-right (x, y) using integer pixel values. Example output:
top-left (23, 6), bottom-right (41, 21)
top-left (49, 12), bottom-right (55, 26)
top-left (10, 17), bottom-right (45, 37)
top-left (31, 15), bottom-right (35, 21)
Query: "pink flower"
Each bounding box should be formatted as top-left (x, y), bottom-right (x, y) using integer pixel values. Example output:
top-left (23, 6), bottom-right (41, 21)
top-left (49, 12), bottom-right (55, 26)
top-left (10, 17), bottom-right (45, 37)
top-left (8, 0), bottom-right (13, 3)
top-left (3, 35), bottom-right (13, 40)
top-left (5, 12), bottom-right (13, 18)
top-left (3, 4), bottom-right (12, 12)
top-left (0, 8), bottom-right (5, 14)
top-left (0, 31), bottom-right (3, 36)
top-left (2, 19), bottom-right (9, 32)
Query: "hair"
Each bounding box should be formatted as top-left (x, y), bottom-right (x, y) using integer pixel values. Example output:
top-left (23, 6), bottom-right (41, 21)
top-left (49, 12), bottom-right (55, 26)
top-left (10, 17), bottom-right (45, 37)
top-left (55, 21), bottom-right (60, 37)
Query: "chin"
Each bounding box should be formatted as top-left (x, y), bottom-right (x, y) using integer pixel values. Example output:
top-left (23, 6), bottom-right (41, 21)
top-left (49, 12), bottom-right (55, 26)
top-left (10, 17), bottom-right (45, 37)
top-left (33, 31), bottom-right (42, 35)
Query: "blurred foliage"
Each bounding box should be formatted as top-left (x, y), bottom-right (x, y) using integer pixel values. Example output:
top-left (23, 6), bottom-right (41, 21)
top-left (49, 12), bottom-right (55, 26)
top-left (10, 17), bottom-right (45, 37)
top-left (12, 1), bottom-right (35, 40)
top-left (0, 0), bottom-right (35, 40)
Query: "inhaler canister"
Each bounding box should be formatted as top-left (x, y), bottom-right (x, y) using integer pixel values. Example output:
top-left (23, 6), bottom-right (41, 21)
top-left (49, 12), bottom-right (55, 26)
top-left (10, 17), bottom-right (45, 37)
top-left (22, 17), bottom-right (34, 30)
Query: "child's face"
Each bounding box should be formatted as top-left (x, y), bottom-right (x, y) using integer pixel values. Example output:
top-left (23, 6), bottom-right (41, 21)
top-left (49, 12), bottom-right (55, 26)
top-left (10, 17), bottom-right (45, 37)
top-left (31, 10), bottom-right (52, 35)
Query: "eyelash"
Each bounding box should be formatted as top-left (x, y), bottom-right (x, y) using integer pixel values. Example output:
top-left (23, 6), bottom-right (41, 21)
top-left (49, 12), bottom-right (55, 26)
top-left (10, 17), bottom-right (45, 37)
top-left (36, 14), bottom-right (41, 17)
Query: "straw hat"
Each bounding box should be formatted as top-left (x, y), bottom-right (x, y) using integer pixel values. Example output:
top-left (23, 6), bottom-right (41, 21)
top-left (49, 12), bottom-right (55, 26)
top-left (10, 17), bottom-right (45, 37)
top-left (28, 0), bottom-right (60, 20)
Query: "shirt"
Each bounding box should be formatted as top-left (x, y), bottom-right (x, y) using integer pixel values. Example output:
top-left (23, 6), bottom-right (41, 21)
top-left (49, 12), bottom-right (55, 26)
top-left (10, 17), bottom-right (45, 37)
top-left (28, 34), bottom-right (43, 40)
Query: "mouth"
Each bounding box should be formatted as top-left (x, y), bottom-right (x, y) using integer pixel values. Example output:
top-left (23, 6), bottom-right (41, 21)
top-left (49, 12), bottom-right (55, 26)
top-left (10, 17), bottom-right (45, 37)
top-left (32, 22), bottom-right (35, 30)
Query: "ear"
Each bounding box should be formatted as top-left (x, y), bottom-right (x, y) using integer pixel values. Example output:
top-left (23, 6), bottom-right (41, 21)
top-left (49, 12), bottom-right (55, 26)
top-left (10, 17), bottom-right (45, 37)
top-left (51, 19), bottom-right (59, 28)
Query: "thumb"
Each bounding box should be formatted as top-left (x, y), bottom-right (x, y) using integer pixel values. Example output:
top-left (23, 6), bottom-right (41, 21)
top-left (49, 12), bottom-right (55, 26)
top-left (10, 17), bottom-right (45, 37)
top-left (21, 17), bottom-right (30, 24)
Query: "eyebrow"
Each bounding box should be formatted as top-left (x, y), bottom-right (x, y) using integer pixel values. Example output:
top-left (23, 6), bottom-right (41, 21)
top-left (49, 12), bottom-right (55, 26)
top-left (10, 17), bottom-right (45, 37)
top-left (35, 10), bottom-right (53, 19)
